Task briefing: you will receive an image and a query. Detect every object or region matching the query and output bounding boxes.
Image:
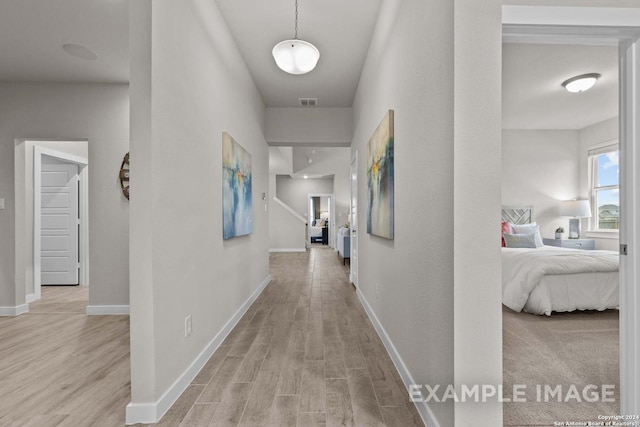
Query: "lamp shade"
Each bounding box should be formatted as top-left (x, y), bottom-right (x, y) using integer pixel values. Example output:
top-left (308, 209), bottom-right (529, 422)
top-left (272, 39), bottom-right (319, 75)
top-left (560, 200), bottom-right (592, 218)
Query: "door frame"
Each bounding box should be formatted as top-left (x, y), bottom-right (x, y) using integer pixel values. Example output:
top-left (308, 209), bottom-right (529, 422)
top-left (503, 6), bottom-right (640, 415)
top-left (350, 151), bottom-right (358, 287)
top-left (307, 193), bottom-right (336, 248)
top-left (33, 145), bottom-right (89, 301)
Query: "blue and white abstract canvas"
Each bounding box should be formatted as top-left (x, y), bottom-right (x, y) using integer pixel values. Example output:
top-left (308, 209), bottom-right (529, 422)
top-left (223, 132), bottom-right (252, 239)
top-left (367, 110), bottom-right (394, 239)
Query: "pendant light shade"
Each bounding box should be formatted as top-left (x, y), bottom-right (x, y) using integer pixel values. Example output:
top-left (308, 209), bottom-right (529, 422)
top-left (272, 0), bottom-right (319, 75)
top-left (272, 39), bottom-right (320, 75)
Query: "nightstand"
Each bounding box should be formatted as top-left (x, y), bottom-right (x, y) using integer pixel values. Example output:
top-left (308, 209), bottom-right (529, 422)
top-left (543, 238), bottom-right (595, 250)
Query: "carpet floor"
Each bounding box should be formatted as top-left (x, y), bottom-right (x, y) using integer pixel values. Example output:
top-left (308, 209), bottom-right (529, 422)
top-left (503, 306), bottom-right (620, 426)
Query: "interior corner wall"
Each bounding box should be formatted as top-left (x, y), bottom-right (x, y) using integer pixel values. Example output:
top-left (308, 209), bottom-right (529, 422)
top-left (269, 174), bottom-right (306, 251)
top-left (351, 0), bottom-right (456, 424)
top-left (129, 0), bottom-right (269, 417)
top-left (275, 176), bottom-right (334, 218)
top-left (0, 83), bottom-right (129, 311)
top-left (502, 129), bottom-right (580, 237)
top-left (291, 147), bottom-right (351, 228)
top-left (352, 0), bottom-right (502, 425)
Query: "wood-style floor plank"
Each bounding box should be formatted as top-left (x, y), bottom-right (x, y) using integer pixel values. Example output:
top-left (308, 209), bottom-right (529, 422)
top-left (0, 286), bottom-right (130, 426)
top-left (13, 248), bottom-right (421, 427)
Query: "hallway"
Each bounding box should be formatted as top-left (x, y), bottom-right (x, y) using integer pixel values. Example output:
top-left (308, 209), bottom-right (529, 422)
top-left (149, 247), bottom-right (423, 426)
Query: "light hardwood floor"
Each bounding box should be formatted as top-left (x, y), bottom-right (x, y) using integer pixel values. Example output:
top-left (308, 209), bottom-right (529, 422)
top-left (0, 286), bottom-right (130, 426)
top-left (1, 248), bottom-right (422, 426)
top-left (140, 247), bottom-right (423, 426)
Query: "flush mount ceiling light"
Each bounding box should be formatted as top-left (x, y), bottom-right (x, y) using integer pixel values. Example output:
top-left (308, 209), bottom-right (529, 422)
top-left (272, 0), bottom-right (319, 75)
top-left (62, 44), bottom-right (98, 60)
top-left (561, 73), bottom-right (601, 93)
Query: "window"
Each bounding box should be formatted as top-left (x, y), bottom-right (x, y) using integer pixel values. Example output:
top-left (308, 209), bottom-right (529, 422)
top-left (589, 143), bottom-right (619, 230)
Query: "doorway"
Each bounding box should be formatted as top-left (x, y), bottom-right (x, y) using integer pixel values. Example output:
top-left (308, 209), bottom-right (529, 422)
top-left (40, 156), bottom-right (80, 286)
top-left (29, 140), bottom-right (89, 303)
top-left (502, 7), bottom-right (640, 417)
top-left (308, 193), bottom-right (335, 248)
top-left (350, 151), bottom-right (358, 287)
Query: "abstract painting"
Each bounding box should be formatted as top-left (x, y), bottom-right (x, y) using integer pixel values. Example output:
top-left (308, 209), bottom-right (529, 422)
top-left (367, 110), bottom-right (394, 239)
top-left (223, 132), bottom-right (253, 239)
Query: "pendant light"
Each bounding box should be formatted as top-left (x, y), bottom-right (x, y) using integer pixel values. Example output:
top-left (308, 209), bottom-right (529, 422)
top-left (272, 0), bottom-right (320, 75)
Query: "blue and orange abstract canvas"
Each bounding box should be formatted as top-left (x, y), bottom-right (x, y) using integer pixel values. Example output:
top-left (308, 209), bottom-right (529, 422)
top-left (223, 132), bottom-right (252, 239)
top-left (367, 110), bottom-right (394, 239)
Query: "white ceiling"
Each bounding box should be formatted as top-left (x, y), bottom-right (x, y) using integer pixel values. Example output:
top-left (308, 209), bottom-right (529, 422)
top-left (0, 1), bottom-right (621, 131)
top-left (502, 43), bottom-right (618, 130)
top-left (215, 0), bottom-right (382, 108)
top-left (0, 0), bottom-right (128, 83)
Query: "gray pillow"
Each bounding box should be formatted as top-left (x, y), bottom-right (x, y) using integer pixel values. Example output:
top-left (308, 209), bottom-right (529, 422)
top-left (511, 223), bottom-right (543, 247)
top-left (503, 232), bottom-right (540, 248)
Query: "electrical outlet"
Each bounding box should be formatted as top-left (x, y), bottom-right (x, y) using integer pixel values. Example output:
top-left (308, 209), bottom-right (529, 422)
top-left (375, 283), bottom-right (380, 298)
top-left (185, 315), bottom-right (192, 337)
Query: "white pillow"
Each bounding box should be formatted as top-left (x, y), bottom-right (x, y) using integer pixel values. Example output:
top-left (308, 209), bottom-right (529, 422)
top-left (503, 232), bottom-right (541, 248)
top-left (511, 223), bottom-right (543, 247)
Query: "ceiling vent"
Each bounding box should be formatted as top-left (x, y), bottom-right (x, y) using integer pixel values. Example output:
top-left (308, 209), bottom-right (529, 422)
top-left (299, 98), bottom-right (318, 107)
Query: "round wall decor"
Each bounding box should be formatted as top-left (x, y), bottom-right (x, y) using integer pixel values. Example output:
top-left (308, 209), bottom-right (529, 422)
top-left (119, 152), bottom-right (130, 200)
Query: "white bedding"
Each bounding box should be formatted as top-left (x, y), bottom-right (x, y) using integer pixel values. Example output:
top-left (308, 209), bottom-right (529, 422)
top-left (309, 225), bottom-right (323, 238)
top-left (502, 246), bottom-right (619, 316)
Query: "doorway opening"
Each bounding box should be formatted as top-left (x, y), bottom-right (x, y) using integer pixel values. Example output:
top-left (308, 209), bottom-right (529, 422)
top-left (14, 140), bottom-right (89, 304)
top-left (308, 193), bottom-right (335, 248)
top-left (502, 7), bottom-right (640, 420)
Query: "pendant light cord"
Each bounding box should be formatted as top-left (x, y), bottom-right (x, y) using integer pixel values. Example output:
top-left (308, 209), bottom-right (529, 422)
top-left (294, 0), bottom-right (299, 39)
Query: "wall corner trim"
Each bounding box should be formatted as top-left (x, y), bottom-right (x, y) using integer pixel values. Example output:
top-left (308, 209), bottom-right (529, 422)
top-left (125, 274), bottom-right (272, 425)
top-left (0, 304), bottom-right (29, 317)
top-left (356, 287), bottom-right (441, 427)
top-left (86, 305), bottom-right (131, 316)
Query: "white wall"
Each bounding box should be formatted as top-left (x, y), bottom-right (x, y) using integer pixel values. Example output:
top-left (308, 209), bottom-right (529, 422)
top-left (129, 0), bottom-right (269, 420)
top-left (351, 0), bottom-right (502, 425)
top-left (275, 176), bottom-right (334, 218)
top-left (269, 176), bottom-right (307, 252)
top-left (502, 129), bottom-right (580, 238)
top-left (266, 107), bottom-right (353, 146)
top-left (0, 83), bottom-right (129, 311)
top-left (579, 117), bottom-right (620, 250)
top-left (291, 147), bottom-right (351, 229)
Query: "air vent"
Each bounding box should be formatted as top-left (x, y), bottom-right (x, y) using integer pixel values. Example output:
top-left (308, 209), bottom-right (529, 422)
top-left (299, 98), bottom-right (318, 107)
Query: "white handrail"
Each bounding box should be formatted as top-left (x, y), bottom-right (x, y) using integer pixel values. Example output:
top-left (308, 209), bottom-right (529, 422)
top-left (272, 197), bottom-right (307, 224)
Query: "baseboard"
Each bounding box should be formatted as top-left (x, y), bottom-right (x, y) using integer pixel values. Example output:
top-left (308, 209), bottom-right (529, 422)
top-left (269, 248), bottom-right (306, 253)
top-left (0, 304), bottom-right (29, 316)
top-left (86, 305), bottom-right (130, 315)
top-left (26, 293), bottom-right (38, 303)
top-left (356, 287), bottom-right (441, 427)
top-left (125, 274), bottom-right (271, 425)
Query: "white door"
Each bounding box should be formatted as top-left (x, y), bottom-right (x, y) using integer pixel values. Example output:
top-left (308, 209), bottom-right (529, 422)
top-left (350, 152), bottom-right (358, 287)
top-left (41, 158), bottom-right (79, 285)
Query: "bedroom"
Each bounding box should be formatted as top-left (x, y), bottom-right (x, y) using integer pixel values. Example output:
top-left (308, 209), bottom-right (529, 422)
top-left (501, 40), bottom-right (621, 425)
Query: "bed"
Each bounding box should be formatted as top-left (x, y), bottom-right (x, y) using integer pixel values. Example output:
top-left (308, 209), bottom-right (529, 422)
top-left (501, 207), bottom-right (619, 316)
top-left (309, 219), bottom-right (326, 243)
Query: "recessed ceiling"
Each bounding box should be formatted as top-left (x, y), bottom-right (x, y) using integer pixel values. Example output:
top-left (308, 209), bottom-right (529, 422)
top-left (0, 0), bottom-right (128, 83)
top-left (215, 0), bottom-right (382, 108)
top-left (502, 43), bottom-right (618, 130)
